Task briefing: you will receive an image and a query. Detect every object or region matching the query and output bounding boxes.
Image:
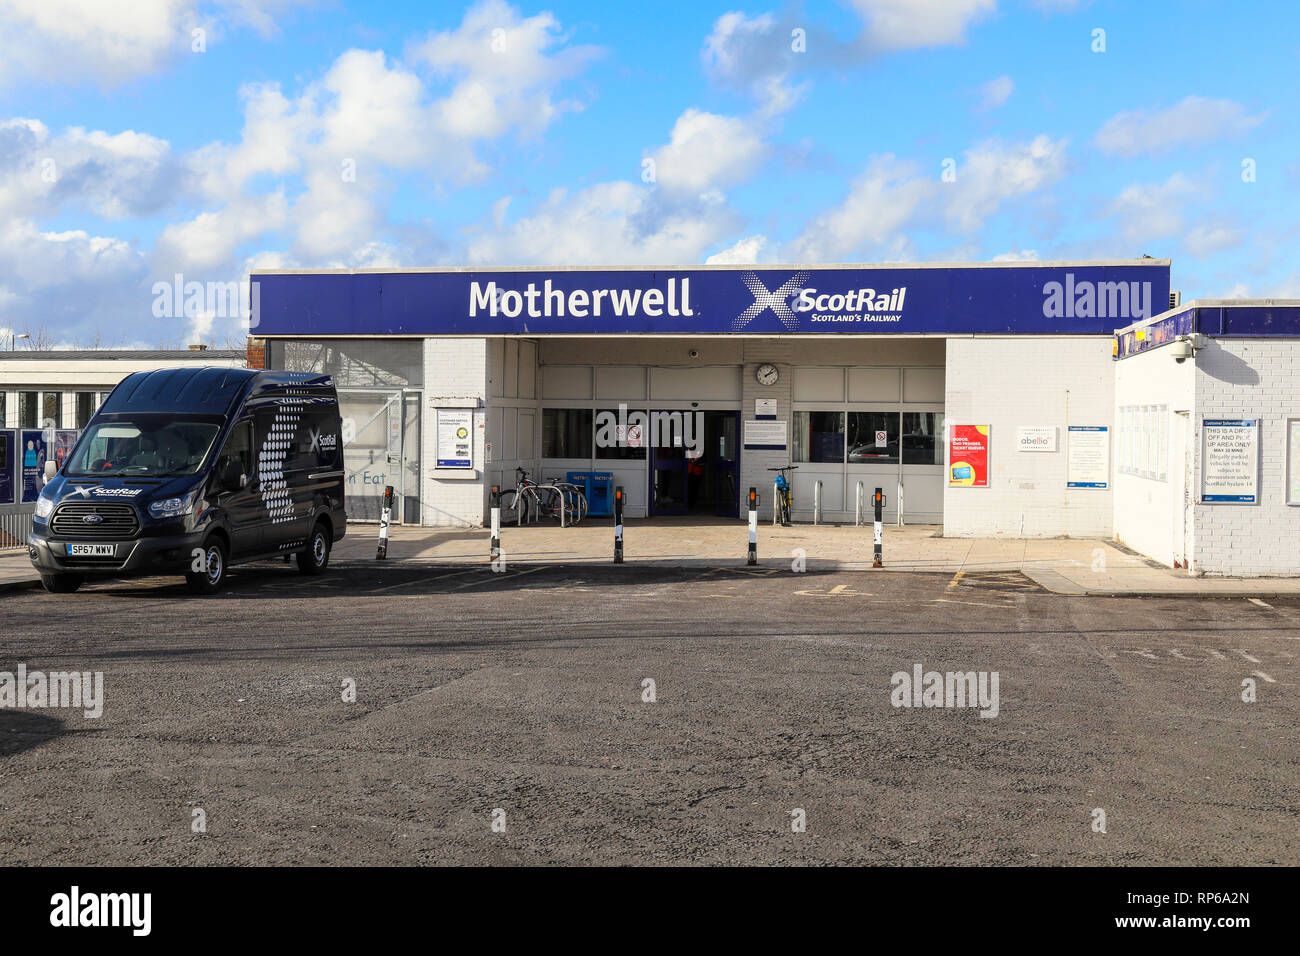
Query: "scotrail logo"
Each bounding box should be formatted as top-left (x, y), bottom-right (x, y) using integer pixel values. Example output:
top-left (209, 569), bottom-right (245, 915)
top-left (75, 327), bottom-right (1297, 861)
top-left (733, 272), bottom-right (909, 330)
top-left (1042, 273), bottom-right (1153, 320)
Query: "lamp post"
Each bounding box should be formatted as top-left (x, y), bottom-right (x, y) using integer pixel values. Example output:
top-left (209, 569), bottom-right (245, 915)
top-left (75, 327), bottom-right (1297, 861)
top-left (9, 332), bottom-right (28, 350)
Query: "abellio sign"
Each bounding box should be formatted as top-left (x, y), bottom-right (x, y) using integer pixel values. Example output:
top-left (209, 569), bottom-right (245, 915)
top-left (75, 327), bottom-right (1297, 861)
top-left (253, 262), bottom-right (1169, 337)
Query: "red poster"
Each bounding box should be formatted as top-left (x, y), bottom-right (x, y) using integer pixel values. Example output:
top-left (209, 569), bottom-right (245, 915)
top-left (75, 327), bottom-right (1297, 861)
top-left (949, 425), bottom-right (989, 487)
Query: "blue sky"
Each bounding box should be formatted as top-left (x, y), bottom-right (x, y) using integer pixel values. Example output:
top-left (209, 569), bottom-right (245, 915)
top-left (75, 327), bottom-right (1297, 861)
top-left (0, 0), bottom-right (1296, 347)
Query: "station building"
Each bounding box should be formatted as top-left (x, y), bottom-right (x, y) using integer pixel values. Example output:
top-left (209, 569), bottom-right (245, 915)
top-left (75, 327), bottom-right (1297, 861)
top-left (248, 259), bottom-right (1300, 575)
top-left (250, 261), bottom-right (1162, 534)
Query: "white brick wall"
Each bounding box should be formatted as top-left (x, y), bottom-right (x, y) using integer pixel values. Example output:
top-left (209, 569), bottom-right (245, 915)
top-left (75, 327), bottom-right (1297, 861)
top-left (944, 337), bottom-right (1115, 538)
top-left (1192, 339), bottom-right (1300, 575)
top-left (422, 337), bottom-right (489, 527)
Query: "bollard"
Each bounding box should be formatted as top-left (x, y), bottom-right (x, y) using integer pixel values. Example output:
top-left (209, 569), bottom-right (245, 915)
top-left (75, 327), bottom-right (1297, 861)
top-left (376, 484), bottom-right (394, 560)
top-left (490, 485), bottom-right (501, 565)
top-left (614, 486), bottom-right (624, 564)
top-left (873, 487), bottom-right (883, 568)
top-left (747, 487), bottom-right (758, 566)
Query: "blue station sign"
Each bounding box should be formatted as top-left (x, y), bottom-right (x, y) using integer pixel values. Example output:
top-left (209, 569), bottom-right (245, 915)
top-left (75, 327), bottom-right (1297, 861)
top-left (253, 261), bottom-right (1170, 337)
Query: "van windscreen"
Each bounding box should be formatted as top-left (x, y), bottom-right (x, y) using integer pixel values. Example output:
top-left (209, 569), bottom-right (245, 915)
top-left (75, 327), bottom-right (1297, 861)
top-left (64, 417), bottom-right (222, 477)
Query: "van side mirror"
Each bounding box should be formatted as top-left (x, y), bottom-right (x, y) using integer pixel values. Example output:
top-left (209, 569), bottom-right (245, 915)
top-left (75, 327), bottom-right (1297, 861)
top-left (44, 460), bottom-right (58, 481)
top-left (220, 459), bottom-right (246, 491)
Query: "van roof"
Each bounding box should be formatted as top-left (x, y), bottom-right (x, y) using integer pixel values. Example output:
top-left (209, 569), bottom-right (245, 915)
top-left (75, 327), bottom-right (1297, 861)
top-left (98, 367), bottom-right (334, 416)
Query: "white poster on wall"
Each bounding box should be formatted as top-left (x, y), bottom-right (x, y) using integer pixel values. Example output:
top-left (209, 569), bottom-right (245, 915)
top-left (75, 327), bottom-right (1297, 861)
top-left (1067, 426), bottom-right (1109, 488)
top-left (1202, 419), bottom-right (1258, 503)
top-left (1017, 426), bottom-right (1058, 452)
top-left (1289, 420), bottom-right (1300, 505)
top-left (743, 419), bottom-right (787, 449)
top-left (436, 408), bottom-right (474, 469)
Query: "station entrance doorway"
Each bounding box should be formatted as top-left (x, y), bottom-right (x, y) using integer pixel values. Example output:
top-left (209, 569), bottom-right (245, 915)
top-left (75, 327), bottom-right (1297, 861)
top-left (649, 410), bottom-right (739, 518)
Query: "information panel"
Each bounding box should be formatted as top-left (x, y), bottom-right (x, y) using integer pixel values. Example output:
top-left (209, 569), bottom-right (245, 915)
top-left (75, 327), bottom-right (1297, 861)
top-left (743, 419), bottom-right (787, 450)
top-left (1202, 419), bottom-right (1258, 503)
top-left (435, 409), bottom-right (474, 469)
top-left (1067, 426), bottom-right (1110, 488)
top-left (20, 429), bottom-right (48, 503)
top-left (948, 425), bottom-right (989, 487)
top-left (0, 430), bottom-right (14, 505)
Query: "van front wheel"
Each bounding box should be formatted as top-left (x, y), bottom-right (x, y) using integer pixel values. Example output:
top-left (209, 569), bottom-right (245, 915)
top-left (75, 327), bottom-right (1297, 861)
top-left (41, 573), bottom-right (83, 593)
top-left (185, 538), bottom-right (228, 594)
top-left (297, 523), bottom-right (331, 575)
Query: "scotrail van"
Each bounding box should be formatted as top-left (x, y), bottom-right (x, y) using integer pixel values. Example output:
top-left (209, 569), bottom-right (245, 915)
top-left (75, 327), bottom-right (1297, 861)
top-left (27, 367), bottom-right (347, 594)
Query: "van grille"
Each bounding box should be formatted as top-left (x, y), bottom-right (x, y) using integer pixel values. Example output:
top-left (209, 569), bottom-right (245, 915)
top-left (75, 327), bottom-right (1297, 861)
top-left (51, 502), bottom-right (140, 538)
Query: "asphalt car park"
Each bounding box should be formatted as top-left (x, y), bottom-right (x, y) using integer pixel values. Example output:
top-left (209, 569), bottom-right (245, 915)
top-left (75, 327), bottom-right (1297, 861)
top-left (0, 561), bottom-right (1296, 866)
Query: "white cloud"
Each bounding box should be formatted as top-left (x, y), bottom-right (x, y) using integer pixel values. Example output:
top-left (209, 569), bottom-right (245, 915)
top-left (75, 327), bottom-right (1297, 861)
top-left (1103, 173), bottom-right (1200, 245)
top-left (0, 117), bottom-right (179, 220)
top-left (1094, 96), bottom-right (1267, 158)
top-left (646, 109), bottom-right (768, 197)
top-left (0, 0), bottom-right (314, 88)
top-left (976, 74), bottom-right (1014, 111)
top-left (991, 248), bottom-right (1039, 261)
top-left (463, 182), bottom-right (740, 266)
top-left (846, 0), bottom-right (997, 51)
top-left (945, 135), bottom-right (1068, 232)
top-left (787, 156), bottom-right (936, 262)
top-left (702, 11), bottom-right (807, 117)
top-left (411, 0), bottom-right (601, 140)
top-left (706, 235), bottom-right (772, 265)
top-left (1183, 223), bottom-right (1243, 259)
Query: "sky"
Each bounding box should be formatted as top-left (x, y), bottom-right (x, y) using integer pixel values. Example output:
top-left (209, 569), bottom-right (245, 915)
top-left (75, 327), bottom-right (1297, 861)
top-left (0, 0), bottom-right (1296, 348)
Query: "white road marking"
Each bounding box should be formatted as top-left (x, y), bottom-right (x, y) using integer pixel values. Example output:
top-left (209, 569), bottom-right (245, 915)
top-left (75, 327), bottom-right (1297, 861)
top-left (1252, 671), bottom-right (1277, 683)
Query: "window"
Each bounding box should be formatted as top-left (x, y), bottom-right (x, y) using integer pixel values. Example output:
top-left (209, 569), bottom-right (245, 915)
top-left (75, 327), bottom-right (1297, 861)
top-left (1117, 404), bottom-right (1167, 480)
top-left (847, 411), bottom-right (900, 464)
top-left (75, 393), bottom-right (97, 428)
top-left (216, 420), bottom-right (253, 477)
top-left (542, 408), bottom-right (592, 458)
top-left (41, 391), bottom-right (62, 428)
top-left (794, 411), bottom-right (844, 463)
top-left (19, 392), bottom-right (38, 428)
top-left (65, 418), bottom-right (221, 477)
top-left (594, 408), bottom-right (646, 460)
top-left (0, 391), bottom-right (5, 426)
top-left (902, 411), bottom-right (945, 465)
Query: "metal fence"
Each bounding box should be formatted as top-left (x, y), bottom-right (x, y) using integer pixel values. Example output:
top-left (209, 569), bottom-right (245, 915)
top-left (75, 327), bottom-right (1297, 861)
top-left (0, 506), bottom-right (34, 551)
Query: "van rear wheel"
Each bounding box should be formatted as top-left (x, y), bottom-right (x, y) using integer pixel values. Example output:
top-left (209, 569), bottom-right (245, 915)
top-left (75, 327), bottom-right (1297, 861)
top-left (297, 522), bottom-right (331, 574)
top-left (185, 537), bottom-right (228, 594)
top-left (40, 573), bottom-right (83, 593)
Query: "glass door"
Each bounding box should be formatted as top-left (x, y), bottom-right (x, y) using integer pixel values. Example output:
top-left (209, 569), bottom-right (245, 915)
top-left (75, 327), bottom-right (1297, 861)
top-left (649, 415), bottom-right (687, 515)
top-left (712, 411), bottom-right (740, 517)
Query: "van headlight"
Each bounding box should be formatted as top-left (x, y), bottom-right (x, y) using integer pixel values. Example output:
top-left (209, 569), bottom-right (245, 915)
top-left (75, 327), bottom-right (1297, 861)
top-left (34, 495), bottom-right (55, 519)
top-left (148, 493), bottom-right (196, 519)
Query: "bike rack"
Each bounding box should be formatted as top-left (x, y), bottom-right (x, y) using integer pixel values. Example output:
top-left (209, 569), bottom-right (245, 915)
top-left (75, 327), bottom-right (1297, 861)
top-left (772, 479), bottom-right (781, 526)
top-left (813, 480), bottom-right (822, 525)
top-left (855, 481), bottom-right (865, 527)
top-left (896, 478), bottom-right (905, 527)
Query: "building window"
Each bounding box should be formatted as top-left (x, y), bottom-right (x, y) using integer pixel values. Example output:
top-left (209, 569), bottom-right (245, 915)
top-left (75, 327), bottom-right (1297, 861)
top-left (0, 391), bottom-right (5, 426)
top-left (793, 411), bottom-right (844, 463)
top-left (902, 411), bottom-right (945, 465)
top-left (75, 392), bottom-right (97, 428)
top-left (542, 408), bottom-right (593, 458)
top-left (19, 392), bottom-right (38, 428)
top-left (594, 408), bottom-right (647, 460)
top-left (1117, 404), bottom-right (1167, 481)
top-left (41, 391), bottom-right (62, 428)
top-left (847, 411), bottom-right (900, 464)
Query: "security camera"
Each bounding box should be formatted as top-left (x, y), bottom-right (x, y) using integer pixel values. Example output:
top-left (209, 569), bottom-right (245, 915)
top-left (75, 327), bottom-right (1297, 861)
top-left (1171, 338), bottom-right (1193, 363)
top-left (688, 349), bottom-right (700, 359)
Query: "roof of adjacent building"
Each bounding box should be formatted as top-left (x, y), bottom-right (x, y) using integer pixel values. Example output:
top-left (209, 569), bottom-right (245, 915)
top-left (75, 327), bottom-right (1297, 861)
top-left (0, 350), bottom-right (245, 361)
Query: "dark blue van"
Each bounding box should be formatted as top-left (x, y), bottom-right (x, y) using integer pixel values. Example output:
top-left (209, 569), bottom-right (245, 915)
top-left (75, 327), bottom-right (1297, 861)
top-left (28, 367), bottom-right (347, 594)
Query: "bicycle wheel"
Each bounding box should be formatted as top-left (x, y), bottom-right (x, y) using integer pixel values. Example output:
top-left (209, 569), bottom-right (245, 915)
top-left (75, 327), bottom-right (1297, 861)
top-left (500, 489), bottom-right (530, 525)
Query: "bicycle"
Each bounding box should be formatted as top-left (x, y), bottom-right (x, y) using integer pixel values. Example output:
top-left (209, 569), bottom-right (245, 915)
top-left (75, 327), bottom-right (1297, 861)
top-left (767, 465), bottom-right (797, 526)
top-left (500, 468), bottom-right (587, 526)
